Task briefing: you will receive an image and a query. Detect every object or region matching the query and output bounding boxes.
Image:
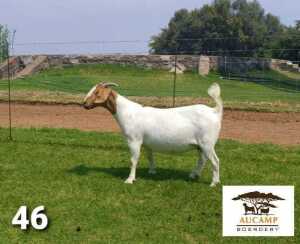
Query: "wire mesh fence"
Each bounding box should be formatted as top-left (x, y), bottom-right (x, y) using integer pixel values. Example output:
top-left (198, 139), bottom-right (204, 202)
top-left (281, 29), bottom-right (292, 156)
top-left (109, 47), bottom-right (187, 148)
top-left (0, 39), bottom-right (299, 140)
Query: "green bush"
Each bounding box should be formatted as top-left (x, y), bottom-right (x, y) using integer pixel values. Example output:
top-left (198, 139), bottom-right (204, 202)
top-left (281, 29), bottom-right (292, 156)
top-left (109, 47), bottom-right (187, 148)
top-left (0, 25), bottom-right (9, 63)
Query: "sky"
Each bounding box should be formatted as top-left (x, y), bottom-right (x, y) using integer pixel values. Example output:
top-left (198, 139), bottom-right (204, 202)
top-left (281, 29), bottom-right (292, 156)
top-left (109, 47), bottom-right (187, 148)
top-left (0, 0), bottom-right (299, 54)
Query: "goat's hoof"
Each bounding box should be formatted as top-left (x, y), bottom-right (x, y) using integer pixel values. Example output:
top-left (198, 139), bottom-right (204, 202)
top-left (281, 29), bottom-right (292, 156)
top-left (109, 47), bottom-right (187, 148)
top-left (124, 178), bottom-right (134, 184)
top-left (189, 172), bottom-right (198, 179)
top-left (148, 169), bottom-right (156, 174)
top-left (210, 181), bottom-right (220, 187)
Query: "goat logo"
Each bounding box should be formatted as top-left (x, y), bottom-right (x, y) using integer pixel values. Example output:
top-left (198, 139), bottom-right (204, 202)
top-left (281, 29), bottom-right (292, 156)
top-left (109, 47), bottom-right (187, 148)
top-left (232, 191), bottom-right (284, 215)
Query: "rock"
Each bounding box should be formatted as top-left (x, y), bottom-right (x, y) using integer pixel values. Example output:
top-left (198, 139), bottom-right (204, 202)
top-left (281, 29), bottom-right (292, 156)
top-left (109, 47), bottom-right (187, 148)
top-left (169, 62), bottom-right (186, 74)
top-left (198, 55), bottom-right (210, 75)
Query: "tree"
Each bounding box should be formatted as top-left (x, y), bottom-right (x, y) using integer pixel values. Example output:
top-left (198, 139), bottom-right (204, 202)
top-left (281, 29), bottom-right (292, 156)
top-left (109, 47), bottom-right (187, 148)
top-left (232, 191), bottom-right (285, 215)
top-left (0, 25), bottom-right (9, 63)
top-left (270, 21), bottom-right (300, 62)
top-left (150, 0), bottom-right (285, 57)
top-left (295, 20), bottom-right (300, 31)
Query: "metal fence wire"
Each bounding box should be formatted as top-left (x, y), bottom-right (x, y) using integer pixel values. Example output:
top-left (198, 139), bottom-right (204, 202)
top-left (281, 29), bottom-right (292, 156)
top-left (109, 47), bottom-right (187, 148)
top-left (0, 39), bottom-right (299, 140)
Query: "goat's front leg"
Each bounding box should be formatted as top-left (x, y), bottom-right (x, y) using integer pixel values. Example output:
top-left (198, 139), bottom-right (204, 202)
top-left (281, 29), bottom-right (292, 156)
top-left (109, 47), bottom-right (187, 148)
top-left (145, 148), bottom-right (156, 174)
top-left (125, 140), bottom-right (142, 184)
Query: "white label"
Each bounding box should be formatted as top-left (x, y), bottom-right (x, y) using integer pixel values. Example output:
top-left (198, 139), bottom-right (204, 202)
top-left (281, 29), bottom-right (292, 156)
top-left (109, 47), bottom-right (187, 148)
top-left (223, 186), bottom-right (294, 236)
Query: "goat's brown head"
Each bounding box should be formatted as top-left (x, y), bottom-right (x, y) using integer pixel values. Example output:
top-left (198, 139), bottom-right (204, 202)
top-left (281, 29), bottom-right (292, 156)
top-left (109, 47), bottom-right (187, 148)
top-left (83, 82), bottom-right (118, 114)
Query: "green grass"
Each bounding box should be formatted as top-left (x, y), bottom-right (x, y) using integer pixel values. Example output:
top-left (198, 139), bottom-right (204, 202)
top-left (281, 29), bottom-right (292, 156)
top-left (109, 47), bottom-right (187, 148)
top-left (0, 64), bottom-right (299, 105)
top-left (0, 127), bottom-right (299, 243)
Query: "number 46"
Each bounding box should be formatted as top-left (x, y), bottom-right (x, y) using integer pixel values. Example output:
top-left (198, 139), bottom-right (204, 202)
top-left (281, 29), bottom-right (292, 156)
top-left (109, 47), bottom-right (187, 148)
top-left (12, 206), bottom-right (48, 230)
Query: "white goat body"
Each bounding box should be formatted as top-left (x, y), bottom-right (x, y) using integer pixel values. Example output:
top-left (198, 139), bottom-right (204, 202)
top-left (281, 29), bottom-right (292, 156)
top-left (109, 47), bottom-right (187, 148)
top-left (115, 99), bottom-right (221, 153)
top-left (84, 83), bottom-right (223, 186)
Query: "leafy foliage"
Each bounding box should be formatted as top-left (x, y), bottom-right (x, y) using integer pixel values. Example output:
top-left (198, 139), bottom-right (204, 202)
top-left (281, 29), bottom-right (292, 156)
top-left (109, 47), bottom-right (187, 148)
top-left (0, 25), bottom-right (9, 63)
top-left (270, 24), bottom-right (300, 61)
top-left (150, 0), bottom-right (300, 61)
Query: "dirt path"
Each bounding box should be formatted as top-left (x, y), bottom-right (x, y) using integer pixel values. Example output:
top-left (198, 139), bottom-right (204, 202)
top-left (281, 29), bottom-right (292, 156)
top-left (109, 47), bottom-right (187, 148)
top-left (0, 103), bottom-right (300, 145)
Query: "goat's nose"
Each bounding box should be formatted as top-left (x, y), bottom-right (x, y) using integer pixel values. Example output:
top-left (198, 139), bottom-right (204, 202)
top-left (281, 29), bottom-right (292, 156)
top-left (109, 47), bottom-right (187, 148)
top-left (82, 103), bottom-right (89, 109)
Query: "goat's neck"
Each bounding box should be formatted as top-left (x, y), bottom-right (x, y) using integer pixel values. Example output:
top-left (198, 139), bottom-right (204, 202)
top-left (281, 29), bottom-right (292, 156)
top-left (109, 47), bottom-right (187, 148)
top-left (114, 94), bottom-right (142, 124)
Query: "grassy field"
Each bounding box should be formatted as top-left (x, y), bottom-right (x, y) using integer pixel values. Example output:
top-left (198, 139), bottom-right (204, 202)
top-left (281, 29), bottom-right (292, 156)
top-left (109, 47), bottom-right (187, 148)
top-left (0, 128), bottom-right (299, 243)
top-left (0, 64), bottom-right (299, 111)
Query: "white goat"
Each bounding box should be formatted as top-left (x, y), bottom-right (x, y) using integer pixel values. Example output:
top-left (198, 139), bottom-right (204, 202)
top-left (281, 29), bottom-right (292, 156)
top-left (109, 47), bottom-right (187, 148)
top-left (83, 82), bottom-right (223, 186)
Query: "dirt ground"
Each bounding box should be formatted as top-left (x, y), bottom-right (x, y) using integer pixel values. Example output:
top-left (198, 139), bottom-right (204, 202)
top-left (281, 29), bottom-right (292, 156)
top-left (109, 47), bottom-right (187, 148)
top-left (0, 103), bottom-right (300, 145)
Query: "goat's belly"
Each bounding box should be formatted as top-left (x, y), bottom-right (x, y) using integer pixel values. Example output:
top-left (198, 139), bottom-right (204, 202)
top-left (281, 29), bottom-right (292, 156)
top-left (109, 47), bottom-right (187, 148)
top-left (143, 134), bottom-right (197, 153)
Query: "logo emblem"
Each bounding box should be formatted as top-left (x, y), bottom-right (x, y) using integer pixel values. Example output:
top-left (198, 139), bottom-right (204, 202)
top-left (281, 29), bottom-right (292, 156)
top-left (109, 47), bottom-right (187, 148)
top-left (233, 191), bottom-right (284, 216)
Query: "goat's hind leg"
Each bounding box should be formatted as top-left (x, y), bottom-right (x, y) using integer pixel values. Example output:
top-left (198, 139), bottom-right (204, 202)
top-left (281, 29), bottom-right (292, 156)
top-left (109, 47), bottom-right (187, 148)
top-left (207, 149), bottom-right (220, 187)
top-left (189, 150), bottom-right (208, 179)
top-left (145, 148), bottom-right (156, 174)
top-left (125, 140), bottom-right (142, 184)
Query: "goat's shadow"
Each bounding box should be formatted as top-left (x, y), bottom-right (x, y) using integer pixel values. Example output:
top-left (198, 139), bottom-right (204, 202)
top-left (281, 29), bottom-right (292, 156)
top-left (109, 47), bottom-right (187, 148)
top-left (67, 164), bottom-right (208, 184)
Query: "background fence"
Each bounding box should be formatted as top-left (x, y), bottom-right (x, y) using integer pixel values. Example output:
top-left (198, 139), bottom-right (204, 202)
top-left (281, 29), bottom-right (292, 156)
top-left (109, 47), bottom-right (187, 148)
top-left (0, 39), bottom-right (300, 140)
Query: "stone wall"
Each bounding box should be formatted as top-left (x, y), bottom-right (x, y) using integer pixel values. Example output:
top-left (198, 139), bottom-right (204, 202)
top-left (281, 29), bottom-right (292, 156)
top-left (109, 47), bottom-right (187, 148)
top-left (198, 56), bottom-right (210, 75)
top-left (45, 54), bottom-right (200, 71)
top-left (0, 56), bottom-right (25, 79)
top-left (0, 54), bottom-right (298, 79)
top-left (207, 56), bottom-right (271, 73)
top-left (270, 59), bottom-right (300, 73)
top-left (45, 54), bottom-right (279, 74)
top-left (0, 54), bottom-right (200, 79)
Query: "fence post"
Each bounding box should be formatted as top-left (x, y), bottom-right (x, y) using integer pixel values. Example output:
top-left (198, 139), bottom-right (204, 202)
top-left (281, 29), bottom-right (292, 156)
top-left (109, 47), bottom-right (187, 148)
top-left (6, 40), bottom-right (12, 141)
top-left (6, 31), bottom-right (16, 141)
top-left (172, 54), bottom-right (177, 107)
top-left (224, 56), bottom-right (227, 78)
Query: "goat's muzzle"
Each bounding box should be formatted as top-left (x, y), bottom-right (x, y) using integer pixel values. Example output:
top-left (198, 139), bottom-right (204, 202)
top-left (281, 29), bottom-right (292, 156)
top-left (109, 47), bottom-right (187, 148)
top-left (82, 103), bottom-right (95, 110)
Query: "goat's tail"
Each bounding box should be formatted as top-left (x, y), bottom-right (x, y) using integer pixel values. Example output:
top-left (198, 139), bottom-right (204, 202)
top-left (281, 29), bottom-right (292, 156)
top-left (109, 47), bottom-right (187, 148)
top-left (208, 83), bottom-right (223, 114)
